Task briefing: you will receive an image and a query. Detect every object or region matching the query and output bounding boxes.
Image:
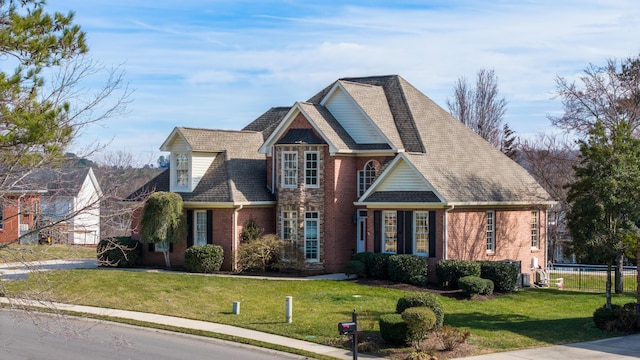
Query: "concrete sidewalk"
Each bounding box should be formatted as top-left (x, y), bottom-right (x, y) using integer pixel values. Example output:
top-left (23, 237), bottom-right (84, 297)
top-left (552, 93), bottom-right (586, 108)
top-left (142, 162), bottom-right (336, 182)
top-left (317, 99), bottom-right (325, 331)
top-left (458, 334), bottom-right (640, 360)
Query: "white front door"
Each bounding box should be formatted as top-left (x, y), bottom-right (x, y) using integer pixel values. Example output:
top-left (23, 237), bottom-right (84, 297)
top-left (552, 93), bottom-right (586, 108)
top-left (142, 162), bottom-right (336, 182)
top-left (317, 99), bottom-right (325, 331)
top-left (356, 210), bottom-right (367, 253)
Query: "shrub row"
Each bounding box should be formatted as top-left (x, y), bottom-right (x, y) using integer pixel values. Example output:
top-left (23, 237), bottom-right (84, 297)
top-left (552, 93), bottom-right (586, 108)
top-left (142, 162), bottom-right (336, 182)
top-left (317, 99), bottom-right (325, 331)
top-left (437, 259), bottom-right (518, 293)
top-left (351, 252), bottom-right (427, 286)
top-left (97, 237), bottom-right (141, 267)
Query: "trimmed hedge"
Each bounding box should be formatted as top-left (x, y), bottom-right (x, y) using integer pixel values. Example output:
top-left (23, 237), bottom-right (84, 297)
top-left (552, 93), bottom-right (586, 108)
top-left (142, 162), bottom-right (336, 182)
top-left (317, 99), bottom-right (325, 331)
top-left (97, 237), bottom-right (141, 267)
top-left (480, 261), bottom-right (519, 293)
top-left (368, 253), bottom-right (391, 279)
top-left (436, 260), bottom-right (481, 288)
top-left (388, 255), bottom-right (428, 286)
top-left (344, 260), bottom-right (367, 278)
top-left (458, 276), bottom-right (494, 296)
top-left (184, 244), bottom-right (224, 273)
top-left (379, 313), bottom-right (409, 346)
top-left (396, 292), bottom-right (444, 327)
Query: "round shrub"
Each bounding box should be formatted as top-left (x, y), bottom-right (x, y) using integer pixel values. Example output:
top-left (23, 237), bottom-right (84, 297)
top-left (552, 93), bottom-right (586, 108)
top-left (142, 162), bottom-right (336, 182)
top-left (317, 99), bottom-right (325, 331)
top-left (396, 292), bottom-right (444, 327)
top-left (458, 276), bottom-right (494, 296)
top-left (344, 260), bottom-right (367, 278)
top-left (97, 237), bottom-right (141, 267)
top-left (184, 244), bottom-right (224, 273)
top-left (593, 303), bottom-right (639, 333)
top-left (402, 306), bottom-right (436, 345)
top-left (368, 253), bottom-right (391, 279)
top-left (379, 313), bottom-right (409, 346)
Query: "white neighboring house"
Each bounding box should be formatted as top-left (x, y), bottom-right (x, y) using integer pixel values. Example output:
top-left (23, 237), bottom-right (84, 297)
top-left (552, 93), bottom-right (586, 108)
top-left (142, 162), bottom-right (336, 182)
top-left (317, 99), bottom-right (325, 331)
top-left (40, 167), bottom-right (102, 245)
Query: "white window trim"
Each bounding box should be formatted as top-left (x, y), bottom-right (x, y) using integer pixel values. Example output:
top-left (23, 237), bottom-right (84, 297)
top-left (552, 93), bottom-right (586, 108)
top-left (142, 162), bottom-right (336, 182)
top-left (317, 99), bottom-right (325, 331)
top-left (531, 210), bottom-right (539, 249)
top-left (174, 152), bottom-right (190, 190)
top-left (414, 211), bottom-right (429, 256)
top-left (486, 210), bottom-right (495, 253)
top-left (382, 210), bottom-right (397, 254)
top-left (194, 210), bottom-right (207, 246)
top-left (358, 160), bottom-right (377, 197)
top-left (304, 212), bottom-right (319, 262)
top-left (282, 151), bottom-right (297, 189)
top-left (281, 211), bottom-right (297, 242)
top-left (304, 151), bottom-right (319, 188)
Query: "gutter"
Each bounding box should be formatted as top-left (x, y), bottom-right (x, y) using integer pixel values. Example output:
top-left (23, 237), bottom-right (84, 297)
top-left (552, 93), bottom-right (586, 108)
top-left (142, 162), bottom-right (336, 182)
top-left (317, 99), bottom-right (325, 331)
top-left (444, 205), bottom-right (455, 260)
top-left (232, 204), bottom-right (244, 271)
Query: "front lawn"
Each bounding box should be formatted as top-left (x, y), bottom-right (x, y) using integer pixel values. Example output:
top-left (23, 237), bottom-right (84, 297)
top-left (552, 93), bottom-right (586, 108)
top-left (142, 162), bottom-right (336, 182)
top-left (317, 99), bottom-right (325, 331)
top-left (0, 244), bottom-right (96, 264)
top-left (3, 269), bottom-right (635, 355)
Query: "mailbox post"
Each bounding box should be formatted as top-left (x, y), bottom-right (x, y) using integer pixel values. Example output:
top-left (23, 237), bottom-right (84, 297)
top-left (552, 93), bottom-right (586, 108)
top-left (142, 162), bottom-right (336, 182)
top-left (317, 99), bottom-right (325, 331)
top-left (337, 309), bottom-right (358, 360)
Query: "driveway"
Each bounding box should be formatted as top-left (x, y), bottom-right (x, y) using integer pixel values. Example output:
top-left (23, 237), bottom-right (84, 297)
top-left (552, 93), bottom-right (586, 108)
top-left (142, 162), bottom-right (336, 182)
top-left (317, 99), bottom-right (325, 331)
top-left (0, 259), bottom-right (98, 280)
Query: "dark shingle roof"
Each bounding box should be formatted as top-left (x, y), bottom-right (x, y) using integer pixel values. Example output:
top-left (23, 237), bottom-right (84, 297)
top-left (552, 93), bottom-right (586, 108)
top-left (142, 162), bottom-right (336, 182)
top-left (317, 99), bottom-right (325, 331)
top-left (242, 107), bottom-right (290, 140)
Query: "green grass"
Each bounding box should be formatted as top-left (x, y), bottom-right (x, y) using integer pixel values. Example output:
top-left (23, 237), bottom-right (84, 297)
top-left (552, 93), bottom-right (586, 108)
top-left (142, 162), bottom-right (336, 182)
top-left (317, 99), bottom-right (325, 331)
top-left (549, 271), bottom-right (638, 292)
top-left (0, 244), bottom-right (96, 264)
top-left (4, 269), bottom-right (636, 354)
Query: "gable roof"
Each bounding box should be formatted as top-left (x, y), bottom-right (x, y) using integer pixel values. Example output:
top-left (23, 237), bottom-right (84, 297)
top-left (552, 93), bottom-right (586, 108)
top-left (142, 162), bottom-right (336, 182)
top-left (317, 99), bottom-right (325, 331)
top-left (15, 167), bottom-right (101, 198)
top-left (131, 128), bottom-right (274, 205)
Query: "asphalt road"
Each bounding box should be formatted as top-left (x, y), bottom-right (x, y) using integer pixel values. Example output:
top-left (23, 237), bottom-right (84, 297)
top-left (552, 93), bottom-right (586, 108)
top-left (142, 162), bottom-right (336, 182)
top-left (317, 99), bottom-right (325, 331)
top-left (0, 309), bottom-right (306, 360)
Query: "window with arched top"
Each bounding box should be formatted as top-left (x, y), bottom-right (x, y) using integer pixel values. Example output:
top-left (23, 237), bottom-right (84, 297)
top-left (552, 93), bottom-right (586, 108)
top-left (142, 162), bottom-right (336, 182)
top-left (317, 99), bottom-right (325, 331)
top-left (358, 160), bottom-right (378, 196)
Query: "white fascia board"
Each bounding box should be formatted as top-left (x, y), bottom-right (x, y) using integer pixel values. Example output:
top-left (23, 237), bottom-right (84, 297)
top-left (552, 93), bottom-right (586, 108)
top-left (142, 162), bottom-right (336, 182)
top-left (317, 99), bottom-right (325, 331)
top-left (159, 127), bottom-right (192, 152)
top-left (183, 201), bottom-right (277, 208)
top-left (86, 168), bottom-right (103, 197)
top-left (258, 102), bottom-right (339, 155)
top-left (448, 200), bottom-right (558, 208)
top-left (258, 105), bottom-right (300, 156)
top-left (321, 81), bottom-right (397, 151)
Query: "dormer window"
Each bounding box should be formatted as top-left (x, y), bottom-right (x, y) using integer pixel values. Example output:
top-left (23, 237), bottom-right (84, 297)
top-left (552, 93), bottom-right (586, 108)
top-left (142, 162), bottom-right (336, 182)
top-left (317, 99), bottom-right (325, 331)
top-left (175, 153), bottom-right (189, 187)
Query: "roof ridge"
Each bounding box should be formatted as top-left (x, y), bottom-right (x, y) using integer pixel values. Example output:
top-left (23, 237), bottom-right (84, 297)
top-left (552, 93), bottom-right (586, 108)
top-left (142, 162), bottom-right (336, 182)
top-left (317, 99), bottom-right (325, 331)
top-left (178, 126), bottom-right (261, 134)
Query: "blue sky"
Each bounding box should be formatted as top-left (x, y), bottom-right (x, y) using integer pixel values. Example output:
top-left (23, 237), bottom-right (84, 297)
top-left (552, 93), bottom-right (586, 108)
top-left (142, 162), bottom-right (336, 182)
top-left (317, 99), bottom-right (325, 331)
top-left (47, 1), bottom-right (640, 164)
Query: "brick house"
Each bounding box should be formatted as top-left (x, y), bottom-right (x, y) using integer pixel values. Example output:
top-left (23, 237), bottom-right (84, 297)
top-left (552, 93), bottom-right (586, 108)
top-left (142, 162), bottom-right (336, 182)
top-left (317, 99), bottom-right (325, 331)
top-left (131, 75), bottom-right (554, 280)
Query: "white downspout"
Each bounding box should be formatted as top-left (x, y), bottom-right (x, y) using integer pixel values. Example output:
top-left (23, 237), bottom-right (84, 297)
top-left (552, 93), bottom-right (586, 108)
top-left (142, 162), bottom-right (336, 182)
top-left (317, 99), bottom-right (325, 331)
top-left (233, 204), bottom-right (244, 271)
top-left (443, 205), bottom-right (455, 260)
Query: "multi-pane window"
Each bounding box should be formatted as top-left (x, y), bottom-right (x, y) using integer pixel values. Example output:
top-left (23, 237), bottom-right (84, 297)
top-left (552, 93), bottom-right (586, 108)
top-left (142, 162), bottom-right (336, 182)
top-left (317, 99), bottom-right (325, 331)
top-left (305, 152), bottom-right (319, 187)
top-left (414, 211), bottom-right (429, 256)
top-left (282, 152), bottom-right (297, 188)
top-left (486, 210), bottom-right (495, 252)
top-left (531, 210), bottom-right (539, 249)
top-left (175, 153), bottom-right (189, 186)
top-left (383, 211), bottom-right (397, 253)
top-left (358, 161), bottom-right (377, 196)
top-left (155, 242), bottom-right (168, 252)
top-left (282, 211), bottom-right (297, 242)
top-left (304, 212), bottom-right (319, 261)
top-left (194, 210), bottom-right (207, 246)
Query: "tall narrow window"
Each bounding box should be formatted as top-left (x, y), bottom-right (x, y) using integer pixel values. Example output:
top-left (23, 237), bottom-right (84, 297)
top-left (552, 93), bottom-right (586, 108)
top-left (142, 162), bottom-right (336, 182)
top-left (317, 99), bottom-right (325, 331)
top-left (304, 151), bottom-right (319, 187)
top-left (175, 153), bottom-right (189, 186)
top-left (282, 152), bottom-right (297, 188)
top-left (194, 210), bottom-right (207, 246)
top-left (282, 211), bottom-right (297, 242)
top-left (304, 212), bottom-right (319, 261)
top-left (531, 210), bottom-right (539, 249)
top-left (414, 211), bottom-right (429, 256)
top-left (383, 211), bottom-right (397, 254)
top-left (486, 210), bottom-right (495, 252)
top-left (358, 161), bottom-right (377, 196)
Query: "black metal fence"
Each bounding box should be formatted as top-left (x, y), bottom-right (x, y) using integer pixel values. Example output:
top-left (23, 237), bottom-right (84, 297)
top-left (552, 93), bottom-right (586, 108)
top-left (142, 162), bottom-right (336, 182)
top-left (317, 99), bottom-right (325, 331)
top-left (547, 263), bottom-right (638, 292)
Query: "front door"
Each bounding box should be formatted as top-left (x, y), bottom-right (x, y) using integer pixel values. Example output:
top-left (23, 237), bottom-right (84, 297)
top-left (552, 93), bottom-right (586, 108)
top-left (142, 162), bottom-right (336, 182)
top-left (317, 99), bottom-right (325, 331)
top-left (356, 210), bottom-right (367, 253)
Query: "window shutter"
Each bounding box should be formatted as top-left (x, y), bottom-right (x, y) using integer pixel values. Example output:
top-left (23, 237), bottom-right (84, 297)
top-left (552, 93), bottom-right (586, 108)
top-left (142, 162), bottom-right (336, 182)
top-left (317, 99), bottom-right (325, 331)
top-left (169, 243), bottom-right (173, 253)
top-left (148, 243), bottom-right (154, 252)
top-left (397, 211), bottom-right (405, 254)
top-left (207, 210), bottom-right (213, 244)
top-left (405, 211), bottom-right (413, 255)
top-left (428, 211), bottom-right (436, 258)
top-left (373, 210), bottom-right (381, 253)
top-left (186, 210), bottom-right (193, 248)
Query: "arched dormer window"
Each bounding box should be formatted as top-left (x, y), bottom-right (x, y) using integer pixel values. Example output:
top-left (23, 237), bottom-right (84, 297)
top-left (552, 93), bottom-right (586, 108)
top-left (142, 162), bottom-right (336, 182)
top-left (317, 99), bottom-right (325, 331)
top-left (358, 160), bottom-right (378, 196)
